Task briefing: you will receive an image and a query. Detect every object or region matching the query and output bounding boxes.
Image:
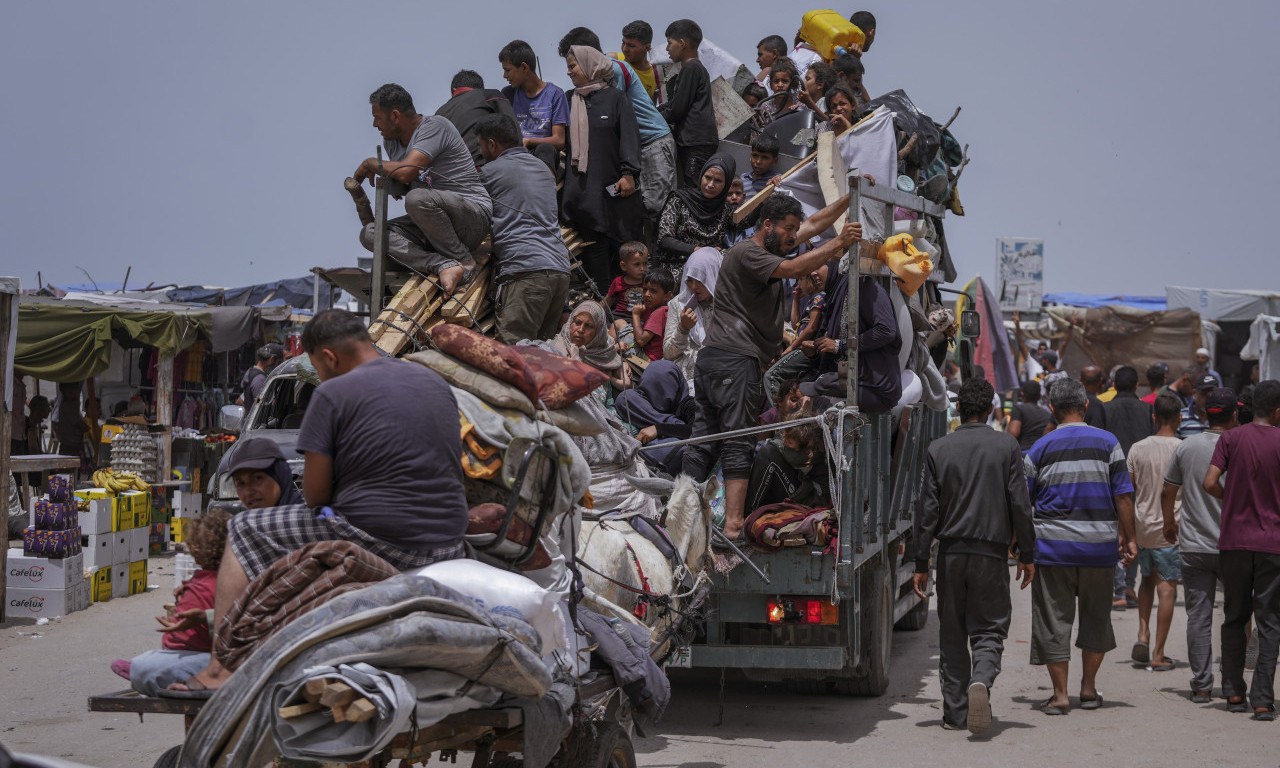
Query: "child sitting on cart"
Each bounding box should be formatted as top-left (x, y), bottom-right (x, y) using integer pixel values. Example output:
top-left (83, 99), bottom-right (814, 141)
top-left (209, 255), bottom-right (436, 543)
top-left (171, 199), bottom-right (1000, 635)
top-left (111, 509), bottom-right (230, 696)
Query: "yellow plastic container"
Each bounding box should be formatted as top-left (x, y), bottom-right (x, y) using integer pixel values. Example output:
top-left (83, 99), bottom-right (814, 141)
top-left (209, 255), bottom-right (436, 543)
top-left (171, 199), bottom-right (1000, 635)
top-left (799, 9), bottom-right (866, 61)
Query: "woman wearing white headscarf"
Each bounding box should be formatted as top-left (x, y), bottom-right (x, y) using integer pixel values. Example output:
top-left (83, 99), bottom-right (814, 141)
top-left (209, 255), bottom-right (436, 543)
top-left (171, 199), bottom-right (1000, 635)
top-left (662, 246), bottom-right (722, 391)
top-left (561, 44), bottom-right (644, 294)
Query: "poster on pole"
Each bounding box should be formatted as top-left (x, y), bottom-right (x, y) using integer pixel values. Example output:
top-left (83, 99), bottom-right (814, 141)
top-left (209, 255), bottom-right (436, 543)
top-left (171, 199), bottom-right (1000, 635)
top-left (996, 238), bottom-right (1044, 312)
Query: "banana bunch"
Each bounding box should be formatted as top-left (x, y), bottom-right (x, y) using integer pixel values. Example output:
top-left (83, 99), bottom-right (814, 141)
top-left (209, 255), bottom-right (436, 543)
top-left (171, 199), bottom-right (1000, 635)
top-left (93, 468), bottom-right (151, 493)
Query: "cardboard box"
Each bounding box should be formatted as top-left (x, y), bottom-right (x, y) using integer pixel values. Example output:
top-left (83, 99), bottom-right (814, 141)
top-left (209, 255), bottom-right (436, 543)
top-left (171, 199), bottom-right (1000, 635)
top-left (133, 506), bottom-right (151, 529)
top-left (75, 487), bottom-right (114, 503)
top-left (111, 532), bottom-right (131, 566)
top-left (23, 526), bottom-right (82, 558)
top-left (89, 567), bottom-right (112, 602)
top-left (148, 523), bottom-right (170, 555)
top-left (126, 528), bottom-right (149, 562)
top-left (32, 499), bottom-right (78, 531)
top-left (110, 564), bottom-right (130, 599)
top-left (79, 499), bottom-right (115, 536)
top-left (73, 581), bottom-right (89, 612)
top-left (112, 504), bottom-right (133, 532)
top-left (128, 560), bottom-right (148, 595)
top-left (171, 518), bottom-right (186, 544)
top-left (121, 490), bottom-right (151, 517)
top-left (173, 491), bottom-right (202, 518)
top-left (6, 550), bottom-right (83, 589)
top-left (83, 533), bottom-right (113, 570)
top-left (6, 586), bottom-right (75, 618)
top-left (46, 474), bottom-right (74, 503)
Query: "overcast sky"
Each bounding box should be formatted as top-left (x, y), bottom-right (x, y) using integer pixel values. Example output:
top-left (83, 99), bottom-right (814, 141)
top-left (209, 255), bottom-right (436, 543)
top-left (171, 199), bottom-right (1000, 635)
top-left (2, 0), bottom-right (1276, 297)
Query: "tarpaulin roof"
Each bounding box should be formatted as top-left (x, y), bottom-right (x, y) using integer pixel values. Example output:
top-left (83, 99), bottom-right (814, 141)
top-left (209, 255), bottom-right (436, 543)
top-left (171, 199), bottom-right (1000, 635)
top-left (1043, 292), bottom-right (1167, 311)
top-left (1165, 286), bottom-right (1280, 323)
top-left (14, 296), bottom-right (256, 382)
top-left (166, 276), bottom-right (317, 308)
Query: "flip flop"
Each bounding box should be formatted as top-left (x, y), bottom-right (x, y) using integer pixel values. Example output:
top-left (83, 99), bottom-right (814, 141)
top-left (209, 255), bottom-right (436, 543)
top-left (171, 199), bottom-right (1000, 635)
top-left (1131, 641), bottom-right (1150, 664)
top-left (1227, 697), bottom-right (1249, 713)
top-left (1039, 698), bottom-right (1069, 715)
top-left (1147, 659), bottom-right (1177, 672)
top-left (1079, 693), bottom-right (1104, 710)
top-left (110, 659), bottom-right (131, 681)
top-left (158, 676), bottom-right (215, 700)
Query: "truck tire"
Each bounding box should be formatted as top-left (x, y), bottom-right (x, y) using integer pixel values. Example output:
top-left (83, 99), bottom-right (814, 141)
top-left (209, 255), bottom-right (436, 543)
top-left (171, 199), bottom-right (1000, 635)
top-left (153, 746), bottom-right (181, 768)
top-left (833, 561), bottom-right (893, 696)
top-left (895, 595), bottom-right (929, 631)
top-left (559, 722), bottom-right (636, 768)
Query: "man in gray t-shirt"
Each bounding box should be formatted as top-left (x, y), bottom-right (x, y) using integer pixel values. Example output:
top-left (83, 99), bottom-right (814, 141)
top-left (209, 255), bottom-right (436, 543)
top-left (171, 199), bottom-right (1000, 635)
top-left (1162, 387), bottom-right (1237, 699)
top-left (354, 83), bottom-right (493, 294)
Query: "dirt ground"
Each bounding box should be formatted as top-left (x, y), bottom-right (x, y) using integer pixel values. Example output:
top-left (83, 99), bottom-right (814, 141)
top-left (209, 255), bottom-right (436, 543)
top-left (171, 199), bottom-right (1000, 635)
top-left (1, 556), bottom-right (1273, 768)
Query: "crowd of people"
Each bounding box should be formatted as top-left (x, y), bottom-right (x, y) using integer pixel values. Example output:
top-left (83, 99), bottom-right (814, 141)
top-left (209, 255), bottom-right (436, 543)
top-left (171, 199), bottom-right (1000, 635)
top-left (348, 12), bottom-right (935, 541)
top-left (916, 339), bottom-right (1280, 734)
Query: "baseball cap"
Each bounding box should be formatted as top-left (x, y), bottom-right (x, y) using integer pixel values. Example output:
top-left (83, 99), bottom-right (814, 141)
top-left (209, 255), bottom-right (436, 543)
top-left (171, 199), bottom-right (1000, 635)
top-left (799, 372), bottom-right (845, 398)
top-left (1194, 374), bottom-right (1219, 391)
top-left (225, 438), bottom-right (287, 474)
top-left (1205, 387), bottom-right (1237, 416)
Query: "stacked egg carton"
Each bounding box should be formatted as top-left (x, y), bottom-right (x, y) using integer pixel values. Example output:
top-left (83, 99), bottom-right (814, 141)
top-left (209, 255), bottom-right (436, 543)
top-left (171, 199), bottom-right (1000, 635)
top-left (109, 424), bottom-right (161, 483)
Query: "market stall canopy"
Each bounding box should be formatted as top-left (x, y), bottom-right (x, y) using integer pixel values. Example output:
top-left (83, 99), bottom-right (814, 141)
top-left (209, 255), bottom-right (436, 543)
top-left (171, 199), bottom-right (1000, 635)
top-left (166, 276), bottom-right (317, 308)
top-left (1043, 292), bottom-right (1166, 311)
top-left (1165, 286), bottom-right (1280, 322)
top-left (14, 295), bottom-right (257, 382)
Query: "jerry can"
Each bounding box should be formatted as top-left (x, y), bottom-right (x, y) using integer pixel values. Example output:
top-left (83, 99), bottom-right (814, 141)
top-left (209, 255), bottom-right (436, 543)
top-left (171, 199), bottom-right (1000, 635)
top-left (799, 9), bottom-right (866, 61)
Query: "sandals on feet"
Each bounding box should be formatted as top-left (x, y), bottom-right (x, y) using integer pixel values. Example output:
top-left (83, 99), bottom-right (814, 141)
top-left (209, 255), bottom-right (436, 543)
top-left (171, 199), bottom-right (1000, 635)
top-left (1039, 698), bottom-right (1069, 715)
top-left (1130, 641), bottom-right (1150, 665)
top-left (1079, 693), bottom-right (1104, 710)
top-left (1227, 697), bottom-right (1249, 713)
top-left (1252, 708), bottom-right (1277, 722)
top-left (158, 676), bottom-right (215, 700)
top-left (1147, 658), bottom-right (1177, 672)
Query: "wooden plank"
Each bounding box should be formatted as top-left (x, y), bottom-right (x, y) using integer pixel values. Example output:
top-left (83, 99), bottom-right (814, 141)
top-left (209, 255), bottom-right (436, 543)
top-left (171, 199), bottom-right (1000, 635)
top-left (87, 690), bottom-right (207, 716)
top-left (277, 702), bottom-right (322, 719)
top-left (319, 681), bottom-right (358, 708)
top-left (370, 275), bottom-right (425, 343)
top-left (303, 678), bottom-right (327, 703)
top-left (375, 277), bottom-right (438, 355)
top-left (346, 698), bottom-right (377, 723)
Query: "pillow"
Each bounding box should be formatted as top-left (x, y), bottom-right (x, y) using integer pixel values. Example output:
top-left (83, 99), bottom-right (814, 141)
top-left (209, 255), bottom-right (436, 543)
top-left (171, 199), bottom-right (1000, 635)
top-left (512, 345), bottom-right (609, 409)
top-left (534, 398), bottom-right (606, 436)
top-left (429, 324), bottom-right (607, 409)
top-left (404, 349), bottom-right (535, 416)
top-left (430, 324), bottom-right (537, 397)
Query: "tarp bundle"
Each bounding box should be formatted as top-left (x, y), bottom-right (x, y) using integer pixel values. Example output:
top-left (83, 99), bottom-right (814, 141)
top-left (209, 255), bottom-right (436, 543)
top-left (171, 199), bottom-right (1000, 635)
top-left (1050, 304), bottom-right (1201, 377)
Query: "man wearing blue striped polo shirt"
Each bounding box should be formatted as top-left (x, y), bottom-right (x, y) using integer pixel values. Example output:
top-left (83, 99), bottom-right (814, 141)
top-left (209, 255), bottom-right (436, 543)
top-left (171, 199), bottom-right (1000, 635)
top-left (1024, 378), bottom-right (1137, 715)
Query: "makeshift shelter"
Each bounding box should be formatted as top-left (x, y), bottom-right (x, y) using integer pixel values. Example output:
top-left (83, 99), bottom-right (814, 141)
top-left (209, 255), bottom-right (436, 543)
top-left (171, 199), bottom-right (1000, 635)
top-left (1039, 304), bottom-right (1201, 380)
top-left (1043, 293), bottom-right (1167, 312)
top-left (1165, 286), bottom-right (1280, 389)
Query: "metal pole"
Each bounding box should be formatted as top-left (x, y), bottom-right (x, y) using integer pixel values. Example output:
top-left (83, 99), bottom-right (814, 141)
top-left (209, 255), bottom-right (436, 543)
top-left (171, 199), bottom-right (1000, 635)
top-left (634, 410), bottom-right (841, 452)
top-left (371, 147), bottom-right (389, 318)
top-left (841, 171), bottom-right (863, 562)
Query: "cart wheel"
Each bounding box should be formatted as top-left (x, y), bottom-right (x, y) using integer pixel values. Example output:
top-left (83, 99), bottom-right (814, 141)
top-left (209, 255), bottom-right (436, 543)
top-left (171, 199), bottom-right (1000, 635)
top-left (895, 594), bottom-right (929, 631)
top-left (153, 745), bottom-right (182, 768)
top-left (561, 722), bottom-right (636, 768)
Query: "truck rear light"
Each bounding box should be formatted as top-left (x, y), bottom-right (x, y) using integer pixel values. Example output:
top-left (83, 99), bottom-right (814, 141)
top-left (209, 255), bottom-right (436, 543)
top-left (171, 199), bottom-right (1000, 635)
top-left (766, 598), bottom-right (839, 625)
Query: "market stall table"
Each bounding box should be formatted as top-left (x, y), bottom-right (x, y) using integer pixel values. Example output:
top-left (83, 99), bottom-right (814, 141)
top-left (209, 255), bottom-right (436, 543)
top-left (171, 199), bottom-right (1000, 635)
top-left (11, 453), bottom-right (80, 510)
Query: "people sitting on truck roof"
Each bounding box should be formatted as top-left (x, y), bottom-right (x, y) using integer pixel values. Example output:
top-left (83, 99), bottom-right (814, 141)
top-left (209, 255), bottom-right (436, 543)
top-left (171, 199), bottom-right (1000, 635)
top-left (435, 69), bottom-right (517, 167)
top-left (755, 34), bottom-right (789, 90)
top-left (745, 403), bottom-right (831, 514)
top-left (757, 57), bottom-right (800, 122)
top-left (166, 309), bottom-right (469, 695)
top-left (615, 360), bottom-right (695, 475)
top-left (815, 84), bottom-right (858, 135)
top-left (833, 53), bottom-right (869, 109)
top-left (681, 194), bottom-right (861, 541)
top-left (659, 19), bottom-right (718, 189)
top-left (557, 27), bottom-right (676, 224)
top-left (474, 113), bottom-right (572, 345)
top-left (661, 246), bottom-right (721, 387)
top-left (799, 61), bottom-right (838, 117)
top-left (556, 300), bottom-right (629, 394)
top-left (559, 44), bottom-right (645, 294)
top-left (613, 20), bottom-right (659, 103)
top-left (355, 83), bottom-right (493, 295)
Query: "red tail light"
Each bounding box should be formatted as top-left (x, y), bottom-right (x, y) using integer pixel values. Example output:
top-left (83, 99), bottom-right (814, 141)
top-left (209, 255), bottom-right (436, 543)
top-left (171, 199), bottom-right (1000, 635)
top-left (766, 598), bottom-right (838, 625)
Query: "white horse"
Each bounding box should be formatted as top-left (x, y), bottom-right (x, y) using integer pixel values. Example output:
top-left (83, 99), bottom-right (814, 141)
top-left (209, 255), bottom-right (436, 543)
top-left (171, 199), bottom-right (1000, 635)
top-left (575, 474), bottom-right (717, 659)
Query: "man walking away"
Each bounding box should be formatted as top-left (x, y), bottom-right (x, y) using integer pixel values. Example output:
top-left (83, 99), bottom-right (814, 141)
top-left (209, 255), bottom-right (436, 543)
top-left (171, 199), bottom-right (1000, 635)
top-left (1204, 379), bottom-right (1280, 721)
top-left (1081, 365), bottom-right (1109, 430)
top-left (915, 377), bottom-right (1036, 733)
top-left (1102, 365), bottom-right (1153, 610)
top-left (1126, 394), bottom-right (1184, 672)
top-left (1025, 379), bottom-right (1136, 715)
top-left (1163, 387), bottom-right (1237, 702)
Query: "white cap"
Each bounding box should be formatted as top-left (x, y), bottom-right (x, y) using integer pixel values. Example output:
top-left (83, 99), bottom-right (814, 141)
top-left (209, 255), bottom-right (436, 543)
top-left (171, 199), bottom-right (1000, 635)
top-left (1196, 347), bottom-right (1210, 357)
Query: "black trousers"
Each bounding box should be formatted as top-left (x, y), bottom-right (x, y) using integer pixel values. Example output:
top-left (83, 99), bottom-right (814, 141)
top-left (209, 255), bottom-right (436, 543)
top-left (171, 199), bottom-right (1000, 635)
top-left (935, 552), bottom-right (1012, 727)
top-left (1221, 549), bottom-right (1280, 709)
top-left (682, 347), bottom-right (762, 482)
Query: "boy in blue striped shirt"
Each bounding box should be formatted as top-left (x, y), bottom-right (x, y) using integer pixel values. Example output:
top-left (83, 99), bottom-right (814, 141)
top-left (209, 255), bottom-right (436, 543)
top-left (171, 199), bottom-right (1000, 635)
top-left (1024, 378), bottom-right (1136, 715)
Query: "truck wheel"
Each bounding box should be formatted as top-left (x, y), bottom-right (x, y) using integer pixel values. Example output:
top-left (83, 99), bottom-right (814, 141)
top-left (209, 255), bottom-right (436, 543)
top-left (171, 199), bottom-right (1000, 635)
top-left (834, 562), bottom-right (893, 696)
top-left (895, 594), bottom-right (929, 631)
top-left (559, 722), bottom-right (636, 768)
top-left (153, 746), bottom-right (181, 768)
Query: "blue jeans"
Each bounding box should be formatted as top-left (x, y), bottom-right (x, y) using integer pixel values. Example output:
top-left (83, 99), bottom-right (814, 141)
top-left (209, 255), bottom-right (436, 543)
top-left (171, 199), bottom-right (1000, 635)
top-left (129, 649), bottom-right (210, 696)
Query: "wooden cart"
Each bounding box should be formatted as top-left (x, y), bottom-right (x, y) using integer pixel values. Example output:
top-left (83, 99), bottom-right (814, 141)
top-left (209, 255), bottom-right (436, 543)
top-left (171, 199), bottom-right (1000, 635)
top-left (88, 671), bottom-right (635, 768)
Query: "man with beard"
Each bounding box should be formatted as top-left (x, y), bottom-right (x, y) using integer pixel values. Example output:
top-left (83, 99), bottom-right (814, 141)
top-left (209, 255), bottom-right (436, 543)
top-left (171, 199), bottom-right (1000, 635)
top-left (682, 194), bottom-right (861, 541)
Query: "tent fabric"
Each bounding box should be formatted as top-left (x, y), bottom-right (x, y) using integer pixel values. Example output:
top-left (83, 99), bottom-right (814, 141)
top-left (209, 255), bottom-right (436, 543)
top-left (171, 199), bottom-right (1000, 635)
top-left (167, 276), bottom-right (317, 309)
top-left (1043, 293), bottom-right (1166, 311)
top-left (1165, 286), bottom-right (1280, 323)
top-left (1049, 304), bottom-right (1201, 378)
top-left (56, 294), bottom-right (256, 354)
